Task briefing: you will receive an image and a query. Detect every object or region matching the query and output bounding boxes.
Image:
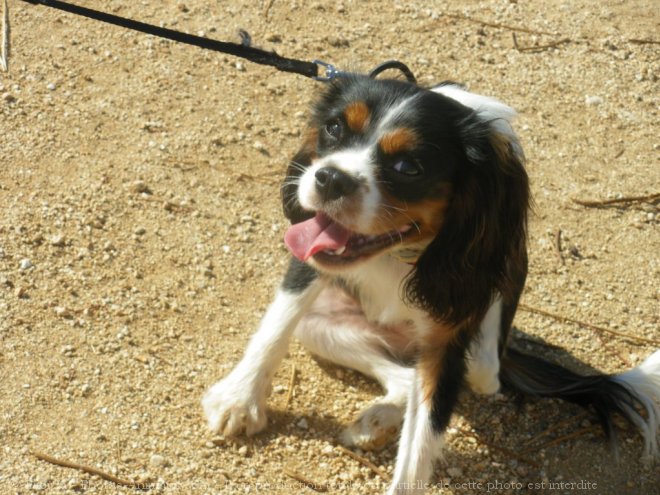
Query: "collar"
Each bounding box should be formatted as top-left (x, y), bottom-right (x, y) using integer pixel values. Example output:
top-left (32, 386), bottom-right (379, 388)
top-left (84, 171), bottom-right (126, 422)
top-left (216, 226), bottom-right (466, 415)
top-left (389, 242), bottom-right (429, 266)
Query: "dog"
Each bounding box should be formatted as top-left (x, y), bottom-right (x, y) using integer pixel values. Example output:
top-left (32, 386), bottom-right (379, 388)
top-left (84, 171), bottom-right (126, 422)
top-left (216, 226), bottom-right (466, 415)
top-left (203, 74), bottom-right (660, 494)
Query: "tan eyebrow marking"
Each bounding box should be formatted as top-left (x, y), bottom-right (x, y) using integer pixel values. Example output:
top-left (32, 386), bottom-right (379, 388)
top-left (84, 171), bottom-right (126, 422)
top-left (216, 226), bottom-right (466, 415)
top-left (379, 128), bottom-right (420, 155)
top-left (344, 101), bottom-right (371, 133)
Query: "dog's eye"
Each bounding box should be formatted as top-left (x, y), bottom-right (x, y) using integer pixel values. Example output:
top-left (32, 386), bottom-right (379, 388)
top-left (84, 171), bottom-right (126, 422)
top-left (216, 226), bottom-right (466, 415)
top-left (392, 159), bottom-right (423, 177)
top-left (324, 121), bottom-right (342, 140)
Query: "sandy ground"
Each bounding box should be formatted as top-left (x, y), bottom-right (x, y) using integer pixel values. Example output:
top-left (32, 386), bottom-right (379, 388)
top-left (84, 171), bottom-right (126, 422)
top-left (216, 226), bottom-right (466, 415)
top-left (1, 0), bottom-right (658, 494)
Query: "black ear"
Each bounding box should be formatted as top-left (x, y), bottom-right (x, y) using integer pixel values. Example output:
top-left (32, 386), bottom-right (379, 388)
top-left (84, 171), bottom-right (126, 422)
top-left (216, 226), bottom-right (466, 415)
top-left (281, 129), bottom-right (318, 224)
top-left (405, 116), bottom-right (530, 326)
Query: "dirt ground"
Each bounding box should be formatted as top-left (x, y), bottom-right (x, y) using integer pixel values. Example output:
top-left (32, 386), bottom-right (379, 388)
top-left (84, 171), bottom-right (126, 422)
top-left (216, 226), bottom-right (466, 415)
top-left (1, 0), bottom-right (658, 494)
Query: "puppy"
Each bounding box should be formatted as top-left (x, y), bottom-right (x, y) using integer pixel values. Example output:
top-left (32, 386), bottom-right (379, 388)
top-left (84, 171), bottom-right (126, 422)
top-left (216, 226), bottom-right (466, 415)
top-left (203, 75), bottom-right (660, 494)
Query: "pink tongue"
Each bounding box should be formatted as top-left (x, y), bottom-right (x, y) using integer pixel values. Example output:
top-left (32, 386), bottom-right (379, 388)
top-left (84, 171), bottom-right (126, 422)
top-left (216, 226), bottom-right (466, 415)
top-left (284, 213), bottom-right (352, 261)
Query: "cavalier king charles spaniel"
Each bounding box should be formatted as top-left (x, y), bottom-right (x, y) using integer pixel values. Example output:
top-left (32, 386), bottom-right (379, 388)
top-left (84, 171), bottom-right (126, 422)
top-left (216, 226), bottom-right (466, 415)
top-left (203, 75), bottom-right (660, 494)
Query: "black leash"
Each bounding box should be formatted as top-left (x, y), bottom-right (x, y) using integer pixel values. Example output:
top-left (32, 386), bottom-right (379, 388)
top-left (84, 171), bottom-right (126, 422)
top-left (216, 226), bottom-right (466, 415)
top-left (19, 0), bottom-right (417, 83)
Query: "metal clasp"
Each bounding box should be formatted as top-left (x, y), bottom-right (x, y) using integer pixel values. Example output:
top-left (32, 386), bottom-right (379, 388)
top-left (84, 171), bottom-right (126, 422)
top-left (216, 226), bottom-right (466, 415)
top-left (312, 60), bottom-right (343, 81)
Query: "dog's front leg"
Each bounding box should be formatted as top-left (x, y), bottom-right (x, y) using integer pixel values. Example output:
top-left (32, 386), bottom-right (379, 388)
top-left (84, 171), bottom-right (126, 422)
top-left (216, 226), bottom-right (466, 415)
top-left (387, 326), bottom-right (470, 495)
top-left (203, 259), bottom-right (321, 436)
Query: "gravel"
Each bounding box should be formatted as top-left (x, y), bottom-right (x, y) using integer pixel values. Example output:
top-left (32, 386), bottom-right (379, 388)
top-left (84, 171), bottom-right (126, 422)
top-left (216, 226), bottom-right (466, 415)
top-left (1, 1), bottom-right (658, 494)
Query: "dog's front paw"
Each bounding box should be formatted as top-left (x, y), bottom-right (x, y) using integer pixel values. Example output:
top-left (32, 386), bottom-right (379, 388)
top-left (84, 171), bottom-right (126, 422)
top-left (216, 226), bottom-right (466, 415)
top-left (340, 401), bottom-right (403, 451)
top-left (202, 374), bottom-right (268, 436)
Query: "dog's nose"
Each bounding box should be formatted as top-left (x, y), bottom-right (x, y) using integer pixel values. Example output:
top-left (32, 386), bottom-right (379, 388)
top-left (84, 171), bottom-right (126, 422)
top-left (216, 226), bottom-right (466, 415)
top-left (315, 167), bottom-right (359, 202)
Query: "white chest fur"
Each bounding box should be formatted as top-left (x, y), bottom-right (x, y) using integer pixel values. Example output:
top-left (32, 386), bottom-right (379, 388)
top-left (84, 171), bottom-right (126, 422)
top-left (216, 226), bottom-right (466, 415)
top-left (340, 256), bottom-right (423, 327)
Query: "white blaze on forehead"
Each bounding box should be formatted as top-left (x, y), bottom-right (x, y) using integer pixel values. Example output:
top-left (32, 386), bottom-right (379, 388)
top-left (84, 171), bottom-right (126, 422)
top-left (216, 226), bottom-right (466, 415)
top-left (375, 94), bottom-right (421, 135)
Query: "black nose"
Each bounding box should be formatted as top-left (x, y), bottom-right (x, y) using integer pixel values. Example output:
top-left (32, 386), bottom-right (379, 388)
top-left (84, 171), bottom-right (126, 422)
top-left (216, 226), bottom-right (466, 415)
top-left (315, 167), bottom-right (359, 202)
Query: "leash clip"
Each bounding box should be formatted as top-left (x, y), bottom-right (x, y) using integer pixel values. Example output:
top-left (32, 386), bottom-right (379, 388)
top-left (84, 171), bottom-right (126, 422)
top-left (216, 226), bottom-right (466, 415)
top-left (312, 60), bottom-right (343, 81)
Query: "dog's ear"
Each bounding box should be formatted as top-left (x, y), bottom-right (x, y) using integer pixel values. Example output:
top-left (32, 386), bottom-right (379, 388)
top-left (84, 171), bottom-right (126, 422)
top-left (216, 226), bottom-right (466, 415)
top-left (406, 117), bottom-right (529, 326)
top-left (282, 128), bottom-right (318, 224)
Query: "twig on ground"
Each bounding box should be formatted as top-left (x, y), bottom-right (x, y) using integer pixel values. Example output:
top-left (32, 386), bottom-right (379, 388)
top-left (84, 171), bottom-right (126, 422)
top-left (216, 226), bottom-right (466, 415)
top-left (263, 0), bottom-right (276, 18)
top-left (592, 331), bottom-right (631, 367)
top-left (441, 12), bottom-right (557, 36)
top-left (519, 304), bottom-right (660, 346)
top-left (146, 348), bottom-right (174, 366)
top-left (571, 193), bottom-right (660, 207)
top-left (513, 33), bottom-right (571, 52)
top-left (523, 411), bottom-right (589, 446)
top-left (512, 32), bottom-right (520, 50)
top-left (432, 12), bottom-right (658, 48)
top-left (554, 229), bottom-right (564, 265)
top-left (236, 170), bottom-right (281, 184)
top-left (520, 425), bottom-right (599, 455)
top-left (459, 428), bottom-right (541, 468)
top-left (487, 442), bottom-right (542, 468)
top-left (337, 445), bottom-right (391, 481)
top-left (285, 363), bottom-right (297, 408)
top-left (31, 451), bottom-right (146, 489)
top-left (282, 468), bottom-right (328, 492)
top-left (163, 157), bottom-right (218, 172)
top-left (1, 0), bottom-right (9, 72)
top-left (628, 38), bottom-right (660, 45)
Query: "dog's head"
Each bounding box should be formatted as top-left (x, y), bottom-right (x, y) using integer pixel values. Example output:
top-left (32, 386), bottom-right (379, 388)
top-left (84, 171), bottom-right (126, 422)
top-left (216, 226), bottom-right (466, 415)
top-left (282, 75), bottom-right (529, 324)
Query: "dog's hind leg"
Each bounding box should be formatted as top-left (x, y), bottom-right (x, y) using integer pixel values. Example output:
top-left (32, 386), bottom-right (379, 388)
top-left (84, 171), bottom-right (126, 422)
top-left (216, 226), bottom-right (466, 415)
top-left (294, 286), bottom-right (415, 450)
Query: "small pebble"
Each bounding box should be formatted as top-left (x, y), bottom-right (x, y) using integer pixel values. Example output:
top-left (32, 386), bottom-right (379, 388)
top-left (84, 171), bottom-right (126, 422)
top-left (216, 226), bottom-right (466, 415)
top-left (19, 259), bottom-right (33, 270)
top-left (81, 384), bottom-right (92, 397)
top-left (237, 446), bottom-right (249, 457)
top-left (150, 454), bottom-right (166, 467)
top-left (54, 307), bottom-right (72, 318)
top-left (2, 92), bottom-right (16, 103)
top-left (50, 234), bottom-right (66, 247)
top-left (130, 180), bottom-right (152, 195)
top-left (61, 344), bottom-right (75, 355)
top-left (585, 95), bottom-right (603, 106)
top-left (321, 444), bottom-right (334, 455)
top-left (47, 83), bottom-right (57, 91)
top-left (296, 418), bottom-right (309, 430)
top-left (253, 141), bottom-right (267, 153)
top-left (447, 467), bottom-right (463, 478)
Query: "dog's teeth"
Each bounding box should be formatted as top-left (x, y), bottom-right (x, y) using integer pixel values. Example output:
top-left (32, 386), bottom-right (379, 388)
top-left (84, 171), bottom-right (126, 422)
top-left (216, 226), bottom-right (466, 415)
top-left (324, 246), bottom-right (346, 255)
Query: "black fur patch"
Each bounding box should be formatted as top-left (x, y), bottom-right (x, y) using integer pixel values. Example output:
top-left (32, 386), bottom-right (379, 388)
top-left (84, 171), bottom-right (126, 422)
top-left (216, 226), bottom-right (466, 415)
top-left (281, 257), bottom-right (318, 293)
top-left (430, 331), bottom-right (471, 432)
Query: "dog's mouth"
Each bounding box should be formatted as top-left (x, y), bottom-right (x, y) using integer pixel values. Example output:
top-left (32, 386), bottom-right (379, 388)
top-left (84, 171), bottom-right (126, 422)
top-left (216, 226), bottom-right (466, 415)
top-left (284, 212), bottom-right (417, 266)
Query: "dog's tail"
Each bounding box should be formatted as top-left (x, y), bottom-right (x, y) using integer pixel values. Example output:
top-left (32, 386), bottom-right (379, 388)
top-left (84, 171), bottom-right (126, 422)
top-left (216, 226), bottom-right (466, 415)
top-left (500, 348), bottom-right (660, 458)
